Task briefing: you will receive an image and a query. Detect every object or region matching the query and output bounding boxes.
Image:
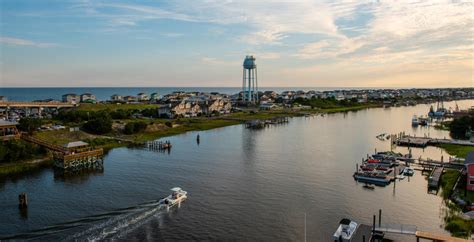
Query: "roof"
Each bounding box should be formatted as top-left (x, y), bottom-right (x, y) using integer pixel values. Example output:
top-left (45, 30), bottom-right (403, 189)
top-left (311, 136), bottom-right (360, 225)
top-left (0, 120), bottom-right (18, 127)
top-left (64, 141), bottom-right (89, 148)
top-left (465, 152), bottom-right (474, 165)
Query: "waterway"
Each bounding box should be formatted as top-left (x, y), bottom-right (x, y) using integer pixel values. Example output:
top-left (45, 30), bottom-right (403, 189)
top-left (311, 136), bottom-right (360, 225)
top-left (1, 100), bottom-right (473, 240)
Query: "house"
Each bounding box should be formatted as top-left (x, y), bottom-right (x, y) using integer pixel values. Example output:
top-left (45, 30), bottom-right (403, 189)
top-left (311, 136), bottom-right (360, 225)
top-left (150, 93), bottom-right (160, 100)
top-left (111, 94), bottom-right (123, 102)
top-left (158, 101), bottom-right (203, 118)
top-left (62, 93), bottom-right (80, 104)
top-left (0, 96), bottom-right (7, 102)
top-left (466, 152), bottom-right (474, 191)
top-left (260, 102), bottom-right (277, 110)
top-left (123, 96), bottom-right (137, 103)
top-left (201, 99), bottom-right (232, 115)
top-left (80, 93), bottom-right (96, 103)
top-left (137, 93), bottom-right (149, 101)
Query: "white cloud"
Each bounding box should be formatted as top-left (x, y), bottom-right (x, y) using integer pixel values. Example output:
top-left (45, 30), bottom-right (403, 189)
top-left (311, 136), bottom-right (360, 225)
top-left (0, 37), bottom-right (57, 48)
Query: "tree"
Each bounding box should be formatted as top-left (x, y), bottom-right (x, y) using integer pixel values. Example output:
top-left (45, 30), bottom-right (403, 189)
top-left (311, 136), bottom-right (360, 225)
top-left (18, 118), bottom-right (42, 134)
top-left (449, 114), bottom-right (474, 139)
top-left (82, 112), bottom-right (112, 134)
top-left (123, 121), bottom-right (147, 134)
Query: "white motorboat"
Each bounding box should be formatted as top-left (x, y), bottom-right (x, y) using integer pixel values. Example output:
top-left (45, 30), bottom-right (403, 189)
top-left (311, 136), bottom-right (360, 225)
top-left (411, 115), bottom-right (419, 127)
top-left (402, 167), bottom-right (415, 176)
top-left (333, 218), bottom-right (358, 242)
top-left (159, 187), bottom-right (187, 210)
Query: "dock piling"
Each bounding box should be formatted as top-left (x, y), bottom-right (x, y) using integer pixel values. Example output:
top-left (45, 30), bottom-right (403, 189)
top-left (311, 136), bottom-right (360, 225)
top-left (18, 193), bottom-right (28, 209)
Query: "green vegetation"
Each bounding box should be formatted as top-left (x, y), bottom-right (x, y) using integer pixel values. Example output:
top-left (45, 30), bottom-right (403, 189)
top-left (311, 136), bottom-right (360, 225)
top-left (441, 169), bottom-right (461, 199)
top-left (293, 96), bottom-right (370, 110)
top-left (123, 121), bottom-right (148, 134)
top-left (437, 144), bottom-right (474, 158)
top-left (82, 112), bottom-right (113, 134)
top-left (34, 130), bottom-right (95, 145)
top-left (449, 113), bottom-right (474, 139)
top-left (83, 138), bottom-right (124, 152)
top-left (0, 159), bottom-right (53, 178)
top-left (444, 214), bottom-right (474, 238)
top-left (18, 118), bottom-right (42, 134)
top-left (76, 103), bottom-right (157, 111)
top-left (0, 140), bottom-right (47, 163)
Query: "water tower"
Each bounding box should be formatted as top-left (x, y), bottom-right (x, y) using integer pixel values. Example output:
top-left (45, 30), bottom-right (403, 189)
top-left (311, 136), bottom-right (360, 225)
top-left (242, 55), bottom-right (258, 103)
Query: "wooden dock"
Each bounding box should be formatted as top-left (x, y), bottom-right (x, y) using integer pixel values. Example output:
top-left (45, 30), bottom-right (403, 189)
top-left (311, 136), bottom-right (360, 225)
top-left (415, 231), bottom-right (470, 242)
top-left (396, 135), bottom-right (474, 148)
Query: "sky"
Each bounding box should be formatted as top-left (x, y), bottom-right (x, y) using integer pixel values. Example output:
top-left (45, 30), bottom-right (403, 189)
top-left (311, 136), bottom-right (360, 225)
top-left (0, 0), bottom-right (473, 88)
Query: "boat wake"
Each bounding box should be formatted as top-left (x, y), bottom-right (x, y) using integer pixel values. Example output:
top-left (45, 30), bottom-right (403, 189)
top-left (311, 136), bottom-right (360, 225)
top-left (2, 200), bottom-right (170, 241)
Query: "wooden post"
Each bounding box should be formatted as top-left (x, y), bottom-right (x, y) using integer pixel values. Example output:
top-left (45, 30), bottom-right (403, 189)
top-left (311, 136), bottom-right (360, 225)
top-left (19, 193), bottom-right (28, 209)
top-left (378, 209), bottom-right (382, 227)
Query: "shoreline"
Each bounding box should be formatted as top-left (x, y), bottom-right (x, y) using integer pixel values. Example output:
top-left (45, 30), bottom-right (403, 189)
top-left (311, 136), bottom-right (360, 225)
top-left (0, 105), bottom-right (377, 179)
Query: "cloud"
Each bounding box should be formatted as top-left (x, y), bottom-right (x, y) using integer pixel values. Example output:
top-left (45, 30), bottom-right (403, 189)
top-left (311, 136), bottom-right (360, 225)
top-left (161, 32), bottom-right (184, 38)
top-left (201, 57), bottom-right (239, 66)
top-left (0, 37), bottom-right (57, 48)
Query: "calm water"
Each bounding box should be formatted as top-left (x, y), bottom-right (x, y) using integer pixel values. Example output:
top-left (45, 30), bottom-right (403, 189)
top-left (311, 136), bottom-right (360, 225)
top-left (1, 87), bottom-right (382, 102)
top-left (1, 100), bottom-right (473, 241)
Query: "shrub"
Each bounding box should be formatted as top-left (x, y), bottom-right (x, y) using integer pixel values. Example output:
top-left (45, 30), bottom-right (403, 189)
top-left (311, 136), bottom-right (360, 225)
top-left (165, 121), bottom-right (173, 127)
top-left (82, 112), bottom-right (113, 134)
top-left (0, 140), bottom-right (46, 163)
top-left (18, 118), bottom-right (42, 134)
top-left (123, 121), bottom-right (148, 134)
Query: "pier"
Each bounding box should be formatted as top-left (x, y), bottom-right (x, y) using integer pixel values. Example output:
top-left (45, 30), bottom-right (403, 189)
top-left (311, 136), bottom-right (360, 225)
top-left (145, 140), bottom-right (172, 152)
top-left (396, 135), bottom-right (474, 148)
top-left (245, 117), bottom-right (289, 129)
top-left (21, 134), bottom-right (104, 170)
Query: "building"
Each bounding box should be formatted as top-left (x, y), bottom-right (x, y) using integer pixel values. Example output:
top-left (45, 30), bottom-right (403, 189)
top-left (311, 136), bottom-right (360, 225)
top-left (201, 99), bottom-right (232, 115)
top-left (150, 93), bottom-right (160, 100)
top-left (80, 93), bottom-right (96, 103)
top-left (62, 93), bottom-right (80, 104)
top-left (111, 94), bottom-right (123, 102)
top-left (0, 120), bottom-right (20, 141)
top-left (466, 152), bottom-right (474, 191)
top-left (123, 96), bottom-right (137, 103)
top-left (137, 93), bottom-right (149, 101)
top-left (0, 96), bottom-right (7, 102)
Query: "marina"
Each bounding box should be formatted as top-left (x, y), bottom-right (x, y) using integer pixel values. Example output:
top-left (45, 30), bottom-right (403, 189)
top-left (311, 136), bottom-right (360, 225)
top-left (1, 100), bottom-right (473, 240)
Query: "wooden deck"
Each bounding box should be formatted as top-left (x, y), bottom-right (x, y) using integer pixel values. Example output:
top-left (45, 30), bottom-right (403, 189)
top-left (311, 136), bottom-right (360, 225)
top-left (21, 134), bottom-right (67, 153)
top-left (415, 231), bottom-right (470, 242)
top-left (397, 136), bottom-right (474, 148)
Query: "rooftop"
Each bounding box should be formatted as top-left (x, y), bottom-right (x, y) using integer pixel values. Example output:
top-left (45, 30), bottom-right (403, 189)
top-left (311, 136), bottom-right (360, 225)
top-left (64, 141), bottom-right (89, 148)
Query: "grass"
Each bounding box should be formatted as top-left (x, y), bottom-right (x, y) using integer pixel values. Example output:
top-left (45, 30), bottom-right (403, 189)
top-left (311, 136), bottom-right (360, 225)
top-left (76, 103), bottom-right (158, 111)
top-left (128, 119), bottom-right (241, 142)
top-left (444, 214), bottom-right (474, 238)
top-left (441, 169), bottom-right (461, 199)
top-left (34, 130), bottom-right (96, 146)
top-left (437, 144), bottom-right (474, 158)
top-left (0, 159), bottom-right (53, 178)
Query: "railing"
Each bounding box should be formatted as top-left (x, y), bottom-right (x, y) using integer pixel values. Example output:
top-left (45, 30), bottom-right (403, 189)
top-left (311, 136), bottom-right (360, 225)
top-left (21, 134), bottom-right (67, 153)
top-left (62, 149), bottom-right (104, 162)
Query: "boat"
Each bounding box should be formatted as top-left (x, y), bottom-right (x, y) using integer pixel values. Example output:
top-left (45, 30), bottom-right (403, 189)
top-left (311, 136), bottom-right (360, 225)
top-left (333, 218), bottom-right (359, 242)
top-left (412, 115), bottom-right (419, 127)
top-left (159, 187), bottom-right (188, 210)
top-left (353, 172), bottom-right (391, 186)
top-left (402, 167), bottom-right (415, 176)
top-left (418, 116), bottom-right (428, 126)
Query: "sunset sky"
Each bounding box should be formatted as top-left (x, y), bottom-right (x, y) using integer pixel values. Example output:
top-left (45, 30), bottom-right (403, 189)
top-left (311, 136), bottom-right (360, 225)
top-left (1, 0), bottom-right (473, 87)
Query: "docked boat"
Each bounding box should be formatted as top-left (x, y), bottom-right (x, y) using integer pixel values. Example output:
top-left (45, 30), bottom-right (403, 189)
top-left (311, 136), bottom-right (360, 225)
top-left (353, 172), bottom-right (391, 186)
top-left (402, 167), bottom-right (415, 176)
top-left (411, 115), bottom-right (419, 127)
top-left (159, 187), bottom-right (188, 210)
top-left (333, 218), bottom-right (359, 242)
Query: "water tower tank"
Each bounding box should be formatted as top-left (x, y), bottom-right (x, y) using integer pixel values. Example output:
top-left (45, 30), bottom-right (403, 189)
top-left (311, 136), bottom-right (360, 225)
top-left (243, 55), bottom-right (256, 69)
